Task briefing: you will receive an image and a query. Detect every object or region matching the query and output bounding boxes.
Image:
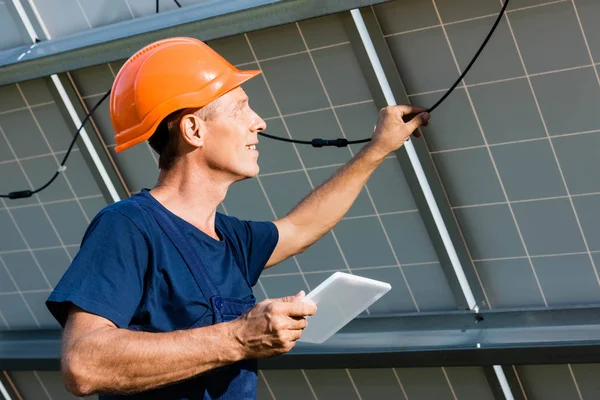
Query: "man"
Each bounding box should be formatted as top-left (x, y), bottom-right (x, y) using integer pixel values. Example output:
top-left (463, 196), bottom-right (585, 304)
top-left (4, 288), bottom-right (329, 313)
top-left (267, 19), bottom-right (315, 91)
top-left (46, 37), bottom-right (429, 399)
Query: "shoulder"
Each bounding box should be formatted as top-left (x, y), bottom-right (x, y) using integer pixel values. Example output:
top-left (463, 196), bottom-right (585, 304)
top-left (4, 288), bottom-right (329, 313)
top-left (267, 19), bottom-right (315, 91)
top-left (83, 195), bottom-right (155, 242)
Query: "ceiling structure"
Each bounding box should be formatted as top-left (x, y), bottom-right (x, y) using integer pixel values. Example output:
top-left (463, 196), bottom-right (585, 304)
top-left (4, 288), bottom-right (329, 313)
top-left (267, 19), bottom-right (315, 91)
top-left (1, 0), bottom-right (600, 399)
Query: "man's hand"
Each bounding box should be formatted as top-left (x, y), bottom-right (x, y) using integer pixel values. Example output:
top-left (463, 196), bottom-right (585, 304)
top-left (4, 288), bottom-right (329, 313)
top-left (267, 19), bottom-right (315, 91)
top-left (229, 291), bottom-right (317, 358)
top-left (367, 105), bottom-right (430, 158)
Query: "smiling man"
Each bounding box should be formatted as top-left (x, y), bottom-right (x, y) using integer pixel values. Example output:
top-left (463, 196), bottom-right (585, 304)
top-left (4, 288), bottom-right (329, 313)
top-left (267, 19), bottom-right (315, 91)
top-left (46, 37), bottom-right (429, 399)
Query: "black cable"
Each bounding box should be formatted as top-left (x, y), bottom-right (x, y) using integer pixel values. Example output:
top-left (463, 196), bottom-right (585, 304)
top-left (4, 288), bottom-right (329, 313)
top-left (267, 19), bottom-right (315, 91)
top-left (258, 0), bottom-right (509, 146)
top-left (0, 90), bottom-right (111, 200)
top-left (2, 0), bottom-right (508, 199)
top-left (427, 0), bottom-right (509, 113)
top-left (156, 0), bottom-right (182, 13)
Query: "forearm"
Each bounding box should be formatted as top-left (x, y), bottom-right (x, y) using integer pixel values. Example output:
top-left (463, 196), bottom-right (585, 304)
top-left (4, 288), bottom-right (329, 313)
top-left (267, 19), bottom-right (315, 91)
top-left (64, 322), bottom-right (242, 396)
top-left (286, 144), bottom-right (387, 245)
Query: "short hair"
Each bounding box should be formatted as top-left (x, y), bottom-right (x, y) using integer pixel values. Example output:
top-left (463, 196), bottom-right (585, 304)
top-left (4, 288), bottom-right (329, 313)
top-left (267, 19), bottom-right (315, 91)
top-left (148, 100), bottom-right (222, 170)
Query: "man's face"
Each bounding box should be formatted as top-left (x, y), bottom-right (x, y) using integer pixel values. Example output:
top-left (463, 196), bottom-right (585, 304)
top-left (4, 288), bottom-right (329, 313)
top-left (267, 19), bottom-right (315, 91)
top-left (200, 87), bottom-right (266, 181)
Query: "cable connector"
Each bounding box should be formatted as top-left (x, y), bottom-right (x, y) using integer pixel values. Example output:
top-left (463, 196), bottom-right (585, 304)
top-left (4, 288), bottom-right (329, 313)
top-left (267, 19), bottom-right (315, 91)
top-left (8, 190), bottom-right (33, 199)
top-left (311, 138), bottom-right (349, 148)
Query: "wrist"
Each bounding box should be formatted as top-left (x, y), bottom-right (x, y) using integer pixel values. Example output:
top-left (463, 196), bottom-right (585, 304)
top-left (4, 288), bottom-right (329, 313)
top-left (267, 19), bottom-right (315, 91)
top-left (361, 142), bottom-right (389, 165)
top-left (222, 320), bottom-right (247, 362)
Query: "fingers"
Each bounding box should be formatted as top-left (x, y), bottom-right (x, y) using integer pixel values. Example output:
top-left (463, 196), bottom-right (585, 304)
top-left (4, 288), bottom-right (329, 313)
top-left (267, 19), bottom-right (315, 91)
top-left (405, 112), bottom-right (430, 132)
top-left (282, 301), bottom-right (317, 317)
top-left (277, 290), bottom-right (305, 303)
top-left (393, 105), bottom-right (428, 117)
top-left (288, 316), bottom-right (308, 330)
top-left (271, 291), bottom-right (316, 317)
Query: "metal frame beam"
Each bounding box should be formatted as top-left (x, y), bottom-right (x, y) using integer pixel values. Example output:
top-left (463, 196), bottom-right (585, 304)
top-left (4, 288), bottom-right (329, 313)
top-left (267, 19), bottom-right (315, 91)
top-left (48, 73), bottom-right (131, 201)
top-left (484, 366), bottom-right (526, 400)
top-left (0, 0), bottom-right (392, 86)
top-left (3, 307), bottom-right (600, 370)
top-left (342, 7), bottom-right (487, 311)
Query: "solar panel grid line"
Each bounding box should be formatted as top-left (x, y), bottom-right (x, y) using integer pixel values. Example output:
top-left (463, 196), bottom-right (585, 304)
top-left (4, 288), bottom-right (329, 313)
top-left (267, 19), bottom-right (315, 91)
top-left (242, 41), bottom-right (351, 65)
top-left (0, 148), bottom-right (80, 165)
top-left (5, 194), bottom-right (104, 212)
top-left (406, 64), bottom-right (595, 98)
top-left (0, 100), bottom-right (55, 116)
top-left (473, 250), bottom-right (600, 263)
top-left (242, 32), bottom-right (355, 299)
top-left (256, 274), bottom-right (270, 301)
top-left (295, 20), bottom-right (421, 312)
top-left (572, 0), bottom-right (600, 86)
top-left (300, 370), bottom-right (319, 400)
top-left (441, 367), bottom-right (459, 400)
top-left (259, 261), bottom-right (442, 278)
top-left (344, 369), bottom-right (363, 400)
top-left (383, 0), bottom-right (570, 39)
top-left (80, 92), bottom-right (108, 100)
top-left (0, 244), bottom-right (79, 255)
top-left (261, 99), bottom-right (376, 120)
top-left (0, 289), bottom-right (53, 296)
top-left (430, 0), bottom-right (549, 307)
top-left (0, 203), bottom-right (54, 289)
top-left (32, 371), bottom-right (53, 400)
top-left (0, 309), bottom-right (8, 328)
top-left (391, 368), bottom-right (410, 400)
top-left (0, 125), bottom-right (60, 288)
top-left (567, 364), bottom-right (584, 400)
top-left (0, 254), bottom-right (41, 327)
top-left (501, 0), bottom-right (600, 290)
top-left (75, 0), bottom-right (93, 30)
top-left (341, 209), bottom-right (420, 221)
top-left (122, 0), bottom-right (136, 19)
top-left (258, 371), bottom-right (276, 400)
top-left (355, 260), bottom-right (440, 268)
top-left (368, 4), bottom-right (493, 309)
top-left (429, 130), bottom-right (600, 154)
top-left (451, 190), bottom-right (600, 210)
top-left (511, 366), bottom-right (529, 400)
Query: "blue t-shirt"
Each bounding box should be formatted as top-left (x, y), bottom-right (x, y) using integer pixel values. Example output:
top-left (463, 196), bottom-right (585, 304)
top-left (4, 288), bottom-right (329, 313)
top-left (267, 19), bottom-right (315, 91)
top-left (46, 189), bottom-right (279, 393)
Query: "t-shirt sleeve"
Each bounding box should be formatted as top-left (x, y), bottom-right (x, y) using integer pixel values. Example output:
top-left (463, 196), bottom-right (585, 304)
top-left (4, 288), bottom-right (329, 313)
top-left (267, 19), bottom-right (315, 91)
top-left (222, 215), bottom-right (279, 287)
top-left (46, 209), bottom-right (148, 328)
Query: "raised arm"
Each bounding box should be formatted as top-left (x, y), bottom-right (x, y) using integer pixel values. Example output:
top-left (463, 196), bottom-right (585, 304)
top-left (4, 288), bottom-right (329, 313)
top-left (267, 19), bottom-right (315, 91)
top-left (267, 105), bottom-right (429, 267)
top-left (62, 294), bottom-right (316, 396)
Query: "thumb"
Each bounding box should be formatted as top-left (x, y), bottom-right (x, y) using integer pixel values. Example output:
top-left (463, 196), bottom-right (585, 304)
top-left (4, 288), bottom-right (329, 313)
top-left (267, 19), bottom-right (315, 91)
top-left (406, 112), bottom-right (430, 131)
top-left (278, 290), bottom-right (306, 303)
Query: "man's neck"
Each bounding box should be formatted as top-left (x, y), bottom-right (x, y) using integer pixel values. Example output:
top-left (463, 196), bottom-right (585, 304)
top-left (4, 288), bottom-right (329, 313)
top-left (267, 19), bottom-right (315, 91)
top-left (149, 160), bottom-right (233, 240)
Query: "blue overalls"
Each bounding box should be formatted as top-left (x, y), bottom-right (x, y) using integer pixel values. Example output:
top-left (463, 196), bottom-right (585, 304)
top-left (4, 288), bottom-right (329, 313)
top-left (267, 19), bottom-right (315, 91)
top-left (47, 188), bottom-right (278, 400)
top-left (131, 196), bottom-right (259, 399)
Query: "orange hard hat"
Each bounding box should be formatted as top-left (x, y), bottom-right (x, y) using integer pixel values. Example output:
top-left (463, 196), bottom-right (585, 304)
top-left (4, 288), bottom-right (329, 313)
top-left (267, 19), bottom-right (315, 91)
top-left (109, 37), bottom-right (261, 152)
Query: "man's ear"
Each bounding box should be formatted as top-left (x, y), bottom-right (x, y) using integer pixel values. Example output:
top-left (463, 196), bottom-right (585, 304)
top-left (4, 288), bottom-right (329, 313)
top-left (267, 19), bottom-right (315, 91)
top-left (179, 113), bottom-right (204, 148)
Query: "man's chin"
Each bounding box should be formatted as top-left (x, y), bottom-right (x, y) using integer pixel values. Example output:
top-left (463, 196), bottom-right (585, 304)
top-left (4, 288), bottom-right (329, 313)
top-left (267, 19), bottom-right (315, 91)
top-left (233, 165), bottom-right (259, 182)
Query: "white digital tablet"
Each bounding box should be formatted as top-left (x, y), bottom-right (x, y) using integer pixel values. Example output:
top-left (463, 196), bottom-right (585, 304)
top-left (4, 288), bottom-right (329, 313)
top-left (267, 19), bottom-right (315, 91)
top-left (299, 272), bottom-right (391, 344)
